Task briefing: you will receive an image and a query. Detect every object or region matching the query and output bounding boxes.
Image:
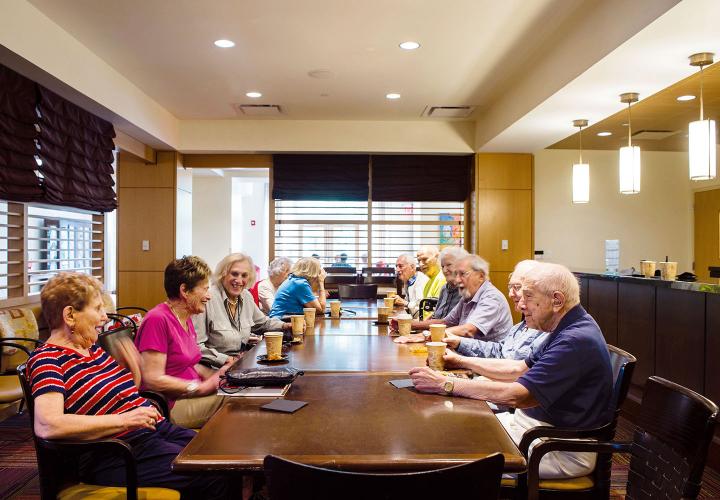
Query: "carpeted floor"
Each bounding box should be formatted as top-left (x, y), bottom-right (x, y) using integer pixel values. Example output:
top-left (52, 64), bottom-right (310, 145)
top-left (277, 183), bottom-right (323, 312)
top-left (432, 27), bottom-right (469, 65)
top-left (1, 412), bottom-right (719, 499)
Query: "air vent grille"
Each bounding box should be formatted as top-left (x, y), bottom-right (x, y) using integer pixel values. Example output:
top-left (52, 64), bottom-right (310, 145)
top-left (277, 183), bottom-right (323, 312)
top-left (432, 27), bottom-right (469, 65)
top-left (235, 104), bottom-right (283, 116)
top-left (423, 106), bottom-right (475, 118)
top-left (631, 130), bottom-right (680, 140)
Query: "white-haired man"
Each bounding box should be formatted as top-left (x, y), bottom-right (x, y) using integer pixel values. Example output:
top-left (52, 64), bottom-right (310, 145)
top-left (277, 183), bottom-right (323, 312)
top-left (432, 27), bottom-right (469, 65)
top-left (257, 257), bottom-right (292, 313)
top-left (410, 262), bottom-right (613, 480)
top-left (431, 246), bottom-right (467, 320)
top-left (394, 253), bottom-right (428, 316)
top-left (395, 254), bottom-right (512, 342)
top-left (443, 260), bottom-right (547, 361)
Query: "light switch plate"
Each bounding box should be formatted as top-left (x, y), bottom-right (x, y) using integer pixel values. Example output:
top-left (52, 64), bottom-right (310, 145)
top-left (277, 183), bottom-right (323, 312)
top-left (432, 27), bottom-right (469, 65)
top-left (142, 240), bottom-right (150, 251)
top-left (501, 239), bottom-right (509, 250)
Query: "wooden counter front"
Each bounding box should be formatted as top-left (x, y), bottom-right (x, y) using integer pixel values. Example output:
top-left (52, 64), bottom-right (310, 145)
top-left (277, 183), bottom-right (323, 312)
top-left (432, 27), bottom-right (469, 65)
top-left (174, 373), bottom-right (525, 473)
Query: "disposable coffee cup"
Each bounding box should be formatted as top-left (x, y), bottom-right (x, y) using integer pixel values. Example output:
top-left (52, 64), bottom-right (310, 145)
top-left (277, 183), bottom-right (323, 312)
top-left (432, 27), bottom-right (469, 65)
top-left (290, 315), bottom-right (305, 341)
top-left (429, 324), bottom-right (446, 342)
top-left (383, 297), bottom-right (395, 309)
top-left (377, 306), bottom-right (390, 324)
top-left (426, 342), bottom-right (447, 371)
top-left (640, 260), bottom-right (656, 278)
top-left (386, 291), bottom-right (397, 299)
top-left (397, 313), bottom-right (412, 336)
top-left (330, 300), bottom-right (341, 318)
top-left (658, 261), bottom-right (677, 281)
top-left (264, 332), bottom-right (284, 360)
top-left (303, 308), bottom-right (316, 328)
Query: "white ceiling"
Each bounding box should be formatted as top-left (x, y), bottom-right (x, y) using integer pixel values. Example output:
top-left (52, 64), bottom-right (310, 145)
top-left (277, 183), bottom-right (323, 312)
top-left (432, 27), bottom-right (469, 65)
top-left (26, 0), bottom-right (592, 121)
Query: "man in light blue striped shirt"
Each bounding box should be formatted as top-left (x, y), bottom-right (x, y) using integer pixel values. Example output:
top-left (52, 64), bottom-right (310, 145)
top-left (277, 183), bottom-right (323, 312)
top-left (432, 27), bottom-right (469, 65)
top-left (443, 260), bottom-right (548, 363)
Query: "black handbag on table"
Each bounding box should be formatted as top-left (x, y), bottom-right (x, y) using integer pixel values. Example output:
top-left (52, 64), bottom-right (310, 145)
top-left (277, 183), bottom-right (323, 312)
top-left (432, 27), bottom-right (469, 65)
top-left (224, 366), bottom-right (304, 387)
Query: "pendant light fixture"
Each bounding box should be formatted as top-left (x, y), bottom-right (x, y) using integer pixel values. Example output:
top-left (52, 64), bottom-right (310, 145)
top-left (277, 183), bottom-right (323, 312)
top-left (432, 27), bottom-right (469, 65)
top-left (619, 92), bottom-right (641, 194)
top-left (688, 52), bottom-right (716, 180)
top-left (572, 119), bottom-right (590, 203)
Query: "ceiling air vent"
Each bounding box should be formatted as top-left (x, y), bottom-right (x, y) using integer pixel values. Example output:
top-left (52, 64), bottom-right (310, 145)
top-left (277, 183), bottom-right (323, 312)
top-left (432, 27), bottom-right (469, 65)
top-left (422, 105), bottom-right (475, 118)
top-left (631, 129), bottom-right (680, 140)
top-left (234, 104), bottom-right (283, 116)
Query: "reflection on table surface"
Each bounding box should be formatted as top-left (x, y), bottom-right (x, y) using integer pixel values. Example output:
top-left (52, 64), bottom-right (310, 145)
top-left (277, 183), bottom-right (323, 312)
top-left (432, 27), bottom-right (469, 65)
top-left (174, 373), bottom-right (526, 473)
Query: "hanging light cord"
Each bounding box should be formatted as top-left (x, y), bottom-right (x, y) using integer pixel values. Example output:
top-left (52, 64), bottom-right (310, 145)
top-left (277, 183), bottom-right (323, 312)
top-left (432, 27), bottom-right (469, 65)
top-left (700, 64), bottom-right (705, 121)
top-left (627, 101), bottom-right (632, 148)
top-left (578, 125), bottom-right (583, 163)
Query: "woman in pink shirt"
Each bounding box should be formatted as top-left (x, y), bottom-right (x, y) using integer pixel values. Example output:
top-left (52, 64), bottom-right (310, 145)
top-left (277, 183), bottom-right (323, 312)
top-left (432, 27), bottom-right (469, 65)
top-left (136, 256), bottom-right (231, 428)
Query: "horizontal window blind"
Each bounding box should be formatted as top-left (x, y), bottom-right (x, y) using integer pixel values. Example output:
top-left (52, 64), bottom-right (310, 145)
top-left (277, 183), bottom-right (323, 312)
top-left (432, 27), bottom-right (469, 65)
top-left (274, 200), bottom-right (464, 269)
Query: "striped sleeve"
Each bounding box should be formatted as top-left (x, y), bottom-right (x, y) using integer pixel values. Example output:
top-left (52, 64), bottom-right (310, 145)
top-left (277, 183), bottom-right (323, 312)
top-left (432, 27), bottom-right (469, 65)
top-left (27, 348), bottom-right (67, 398)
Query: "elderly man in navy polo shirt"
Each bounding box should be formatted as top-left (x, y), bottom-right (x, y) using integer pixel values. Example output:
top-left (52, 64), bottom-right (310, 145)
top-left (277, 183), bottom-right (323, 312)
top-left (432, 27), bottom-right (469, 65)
top-left (409, 262), bottom-right (612, 479)
top-left (395, 254), bottom-right (512, 343)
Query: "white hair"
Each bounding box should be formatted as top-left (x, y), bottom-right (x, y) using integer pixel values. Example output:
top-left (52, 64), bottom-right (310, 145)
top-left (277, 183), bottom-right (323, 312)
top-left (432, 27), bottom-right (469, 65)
top-left (522, 262), bottom-right (580, 308)
top-left (512, 259), bottom-right (540, 279)
top-left (440, 246), bottom-right (468, 264)
top-left (460, 254), bottom-right (490, 277)
top-left (268, 257), bottom-right (292, 277)
top-left (397, 253), bottom-right (417, 267)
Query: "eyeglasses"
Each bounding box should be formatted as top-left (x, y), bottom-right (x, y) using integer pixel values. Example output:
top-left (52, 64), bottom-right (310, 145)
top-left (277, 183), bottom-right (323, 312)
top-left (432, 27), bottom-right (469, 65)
top-left (507, 284), bottom-right (522, 292)
top-left (453, 270), bottom-right (473, 279)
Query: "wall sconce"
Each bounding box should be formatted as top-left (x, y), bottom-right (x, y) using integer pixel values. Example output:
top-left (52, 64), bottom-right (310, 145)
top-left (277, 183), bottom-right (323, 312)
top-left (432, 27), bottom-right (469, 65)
top-left (688, 52), bottom-right (716, 180)
top-left (619, 92), bottom-right (640, 194)
top-left (572, 119), bottom-right (589, 203)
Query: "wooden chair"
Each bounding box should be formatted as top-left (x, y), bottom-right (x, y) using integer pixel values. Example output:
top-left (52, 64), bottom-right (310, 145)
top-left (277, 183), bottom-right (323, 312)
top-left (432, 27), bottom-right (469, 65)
top-left (338, 283), bottom-right (377, 299)
top-left (362, 266), bottom-right (396, 286)
top-left (526, 376), bottom-right (719, 500)
top-left (324, 266), bottom-right (357, 275)
top-left (264, 452), bottom-right (505, 500)
top-left (508, 344), bottom-right (637, 499)
top-left (17, 363), bottom-right (179, 500)
top-left (0, 337), bottom-right (43, 413)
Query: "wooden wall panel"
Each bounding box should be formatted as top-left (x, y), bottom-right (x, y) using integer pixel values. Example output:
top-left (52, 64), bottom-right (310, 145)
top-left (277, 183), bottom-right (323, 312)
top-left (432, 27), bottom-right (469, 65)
top-left (655, 288), bottom-right (706, 393)
top-left (118, 151), bottom-right (175, 188)
top-left (617, 282), bottom-right (655, 387)
top-left (476, 190), bottom-right (532, 272)
top-left (475, 154), bottom-right (532, 190)
top-left (579, 277), bottom-right (589, 309)
top-left (705, 293), bottom-right (720, 404)
top-left (488, 271), bottom-right (518, 323)
top-left (586, 279), bottom-right (618, 346)
top-left (694, 188), bottom-right (720, 282)
top-left (118, 271), bottom-right (167, 311)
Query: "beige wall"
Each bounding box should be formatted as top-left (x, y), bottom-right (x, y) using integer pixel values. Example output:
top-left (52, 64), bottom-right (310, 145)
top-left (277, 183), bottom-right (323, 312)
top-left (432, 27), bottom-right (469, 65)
top-left (534, 149), bottom-right (694, 274)
top-left (192, 176), bottom-right (233, 271)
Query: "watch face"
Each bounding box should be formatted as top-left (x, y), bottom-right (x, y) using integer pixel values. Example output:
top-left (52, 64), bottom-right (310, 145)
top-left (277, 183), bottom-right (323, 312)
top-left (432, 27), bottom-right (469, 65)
top-left (443, 380), bottom-right (453, 394)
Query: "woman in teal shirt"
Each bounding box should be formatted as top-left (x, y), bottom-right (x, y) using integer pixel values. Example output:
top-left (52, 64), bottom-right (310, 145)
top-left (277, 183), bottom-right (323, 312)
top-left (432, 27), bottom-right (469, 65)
top-left (269, 257), bottom-right (326, 317)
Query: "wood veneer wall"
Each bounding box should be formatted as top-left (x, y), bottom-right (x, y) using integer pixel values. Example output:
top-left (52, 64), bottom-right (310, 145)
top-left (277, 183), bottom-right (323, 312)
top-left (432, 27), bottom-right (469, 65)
top-left (474, 153), bottom-right (534, 322)
top-left (695, 188), bottom-right (720, 282)
top-left (117, 151), bottom-right (180, 309)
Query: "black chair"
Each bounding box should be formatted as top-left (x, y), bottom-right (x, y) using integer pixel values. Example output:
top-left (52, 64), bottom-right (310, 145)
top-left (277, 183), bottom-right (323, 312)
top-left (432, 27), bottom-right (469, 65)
top-left (362, 266), bottom-right (396, 286)
top-left (527, 376), bottom-right (719, 500)
top-left (17, 363), bottom-right (178, 500)
top-left (324, 266), bottom-right (357, 275)
top-left (338, 283), bottom-right (377, 299)
top-left (418, 297), bottom-right (439, 318)
top-left (510, 344), bottom-right (636, 499)
top-left (264, 452), bottom-right (505, 500)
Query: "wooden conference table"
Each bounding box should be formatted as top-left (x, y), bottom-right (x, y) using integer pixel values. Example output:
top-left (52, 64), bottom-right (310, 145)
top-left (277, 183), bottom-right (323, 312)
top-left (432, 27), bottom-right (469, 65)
top-left (173, 300), bottom-right (526, 474)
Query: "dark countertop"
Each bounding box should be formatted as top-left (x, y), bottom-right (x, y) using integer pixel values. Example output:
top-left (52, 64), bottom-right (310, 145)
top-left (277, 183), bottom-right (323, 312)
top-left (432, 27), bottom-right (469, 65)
top-left (574, 271), bottom-right (720, 294)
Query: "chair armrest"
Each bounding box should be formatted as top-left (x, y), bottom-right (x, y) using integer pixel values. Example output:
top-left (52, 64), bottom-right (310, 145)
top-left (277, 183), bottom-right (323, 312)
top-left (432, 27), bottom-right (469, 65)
top-left (525, 438), bottom-right (632, 500)
top-left (140, 390), bottom-right (170, 419)
top-left (116, 306), bottom-right (148, 315)
top-left (0, 338), bottom-right (44, 356)
top-left (38, 437), bottom-right (139, 500)
top-left (519, 422), bottom-right (614, 455)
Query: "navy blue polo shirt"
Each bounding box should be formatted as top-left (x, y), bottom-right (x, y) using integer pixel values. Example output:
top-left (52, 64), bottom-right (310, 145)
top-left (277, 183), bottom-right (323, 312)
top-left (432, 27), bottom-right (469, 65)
top-left (517, 304), bottom-right (612, 429)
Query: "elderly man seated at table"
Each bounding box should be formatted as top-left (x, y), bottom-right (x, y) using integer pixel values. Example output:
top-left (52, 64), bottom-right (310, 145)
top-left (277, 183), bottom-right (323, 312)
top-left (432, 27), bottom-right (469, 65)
top-left (416, 245), bottom-right (445, 318)
top-left (410, 262), bottom-right (613, 480)
top-left (257, 256), bottom-right (292, 313)
top-left (393, 253), bottom-right (428, 316)
top-left (443, 259), bottom-right (547, 360)
top-left (395, 254), bottom-right (512, 342)
top-left (430, 246), bottom-right (467, 320)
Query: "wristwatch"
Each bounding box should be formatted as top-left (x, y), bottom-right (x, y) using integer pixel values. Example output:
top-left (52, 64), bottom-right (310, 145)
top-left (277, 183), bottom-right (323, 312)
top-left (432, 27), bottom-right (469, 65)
top-left (185, 381), bottom-right (200, 396)
top-left (443, 379), bottom-right (454, 395)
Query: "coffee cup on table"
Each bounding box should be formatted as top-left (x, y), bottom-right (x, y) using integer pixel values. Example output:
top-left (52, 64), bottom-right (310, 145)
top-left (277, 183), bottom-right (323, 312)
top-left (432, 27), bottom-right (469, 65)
top-left (264, 331), bottom-right (284, 360)
top-left (329, 300), bottom-right (341, 318)
top-left (386, 291), bottom-right (397, 299)
top-left (640, 260), bottom-right (656, 278)
top-left (426, 342), bottom-right (447, 371)
top-left (377, 306), bottom-right (390, 324)
top-left (303, 308), bottom-right (316, 328)
top-left (429, 324), bottom-right (446, 342)
top-left (383, 297), bottom-right (395, 309)
top-left (290, 315), bottom-right (305, 342)
top-left (658, 261), bottom-right (678, 281)
top-left (397, 313), bottom-right (412, 336)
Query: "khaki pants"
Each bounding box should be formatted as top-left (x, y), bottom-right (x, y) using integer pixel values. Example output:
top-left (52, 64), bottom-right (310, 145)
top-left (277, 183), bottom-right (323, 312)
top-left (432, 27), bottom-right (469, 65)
top-left (170, 395), bottom-right (227, 429)
top-left (497, 409), bottom-right (596, 479)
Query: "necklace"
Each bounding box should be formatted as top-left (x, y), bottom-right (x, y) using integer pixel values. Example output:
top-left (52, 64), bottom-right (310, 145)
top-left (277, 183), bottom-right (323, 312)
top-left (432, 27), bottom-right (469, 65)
top-left (227, 296), bottom-right (238, 306)
top-left (166, 301), bottom-right (188, 331)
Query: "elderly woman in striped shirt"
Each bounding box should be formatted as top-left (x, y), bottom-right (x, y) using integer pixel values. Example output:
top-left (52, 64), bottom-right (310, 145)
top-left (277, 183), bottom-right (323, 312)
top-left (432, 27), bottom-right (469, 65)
top-left (26, 272), bottom-right (227, 498)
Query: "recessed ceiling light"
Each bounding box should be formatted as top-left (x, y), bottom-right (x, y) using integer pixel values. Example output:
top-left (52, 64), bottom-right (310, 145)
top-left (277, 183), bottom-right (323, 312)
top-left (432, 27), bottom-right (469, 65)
top-left (245, 91), bottom-right (262, 98)
top-left (597, 131), bottom-right (612, 137)
top-left (676, 94), bottom-right (696, 101)
top-left (399, 41), bottom-right (421, 50)
top-left (386, 93), bottom-right (401, 100)
top-left (214, 39), bottom-right (235, 48)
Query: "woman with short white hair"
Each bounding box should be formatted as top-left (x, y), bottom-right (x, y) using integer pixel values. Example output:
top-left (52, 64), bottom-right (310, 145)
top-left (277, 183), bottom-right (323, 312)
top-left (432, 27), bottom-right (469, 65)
top-left (193, 253), bottom-right (291, 369)
top-left (257, 257), bottom-right (292, 313)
